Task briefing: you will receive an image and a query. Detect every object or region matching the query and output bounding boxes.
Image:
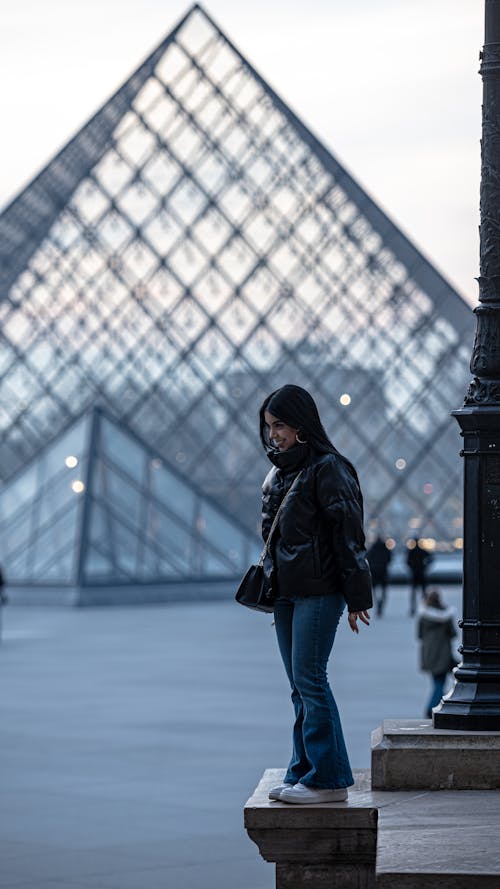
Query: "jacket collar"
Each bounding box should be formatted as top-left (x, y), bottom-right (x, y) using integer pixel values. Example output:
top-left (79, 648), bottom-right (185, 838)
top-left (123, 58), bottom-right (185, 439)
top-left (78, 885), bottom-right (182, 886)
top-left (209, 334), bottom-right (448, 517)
top-left (266, 442), bottom-right (309, 473)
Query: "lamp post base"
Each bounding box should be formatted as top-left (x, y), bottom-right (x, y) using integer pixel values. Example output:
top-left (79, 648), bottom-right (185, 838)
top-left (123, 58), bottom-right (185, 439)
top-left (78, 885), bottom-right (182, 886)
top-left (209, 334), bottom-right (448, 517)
top-left (433, 678), bottom-right (500, 731)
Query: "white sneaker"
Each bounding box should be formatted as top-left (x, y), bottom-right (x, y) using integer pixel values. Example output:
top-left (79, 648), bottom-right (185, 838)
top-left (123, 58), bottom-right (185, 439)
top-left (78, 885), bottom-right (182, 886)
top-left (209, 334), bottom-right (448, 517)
top-left (280, 783), bottom-right (348, 804)
top-left (268, 782), bottom-right (293, 801)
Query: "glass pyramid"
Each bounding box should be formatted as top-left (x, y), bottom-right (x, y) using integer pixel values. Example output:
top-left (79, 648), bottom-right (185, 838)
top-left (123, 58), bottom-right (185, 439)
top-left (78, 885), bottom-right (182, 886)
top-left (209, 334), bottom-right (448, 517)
top-left (0, 407), bottom-right (258, 594)
top-left (0, 414), bottom-right (90, 586)
top-left (0, 3), bottom-right (473, 556)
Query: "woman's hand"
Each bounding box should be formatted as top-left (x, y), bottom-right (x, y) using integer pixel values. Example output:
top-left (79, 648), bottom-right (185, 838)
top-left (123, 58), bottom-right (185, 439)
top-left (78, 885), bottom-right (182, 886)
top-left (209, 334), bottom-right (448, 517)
top-left (348, 610), bottom-right (370, 634)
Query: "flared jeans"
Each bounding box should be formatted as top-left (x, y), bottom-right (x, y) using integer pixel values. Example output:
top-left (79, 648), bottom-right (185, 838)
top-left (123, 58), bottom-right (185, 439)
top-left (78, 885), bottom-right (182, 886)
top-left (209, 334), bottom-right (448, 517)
top-left (274, 593), bottom-right (354, 789)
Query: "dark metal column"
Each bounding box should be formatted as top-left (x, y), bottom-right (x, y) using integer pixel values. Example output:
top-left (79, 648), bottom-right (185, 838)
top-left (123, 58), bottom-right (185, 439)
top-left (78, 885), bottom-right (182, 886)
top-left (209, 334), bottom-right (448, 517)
top-left (434, 0), bottom-right (500, 730)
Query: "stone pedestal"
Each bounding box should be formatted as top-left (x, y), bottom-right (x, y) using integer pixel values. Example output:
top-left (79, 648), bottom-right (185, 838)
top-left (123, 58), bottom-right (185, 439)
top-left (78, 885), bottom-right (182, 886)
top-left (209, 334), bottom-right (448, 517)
top-left (244, 769), bottom-right (378, 889)
top-left (371, 719), bottom-right (500, 790)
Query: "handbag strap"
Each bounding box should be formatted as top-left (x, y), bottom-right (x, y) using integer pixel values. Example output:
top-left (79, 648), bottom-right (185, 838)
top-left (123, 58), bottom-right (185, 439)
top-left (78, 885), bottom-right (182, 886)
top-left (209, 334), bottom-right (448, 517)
top-left (258, 470), bottom-right (303, 567)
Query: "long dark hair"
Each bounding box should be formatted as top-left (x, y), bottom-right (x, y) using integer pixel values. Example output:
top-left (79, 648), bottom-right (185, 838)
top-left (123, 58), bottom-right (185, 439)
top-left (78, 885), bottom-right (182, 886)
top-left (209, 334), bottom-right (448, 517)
top-left (259, 384), bottom-right (359, 483)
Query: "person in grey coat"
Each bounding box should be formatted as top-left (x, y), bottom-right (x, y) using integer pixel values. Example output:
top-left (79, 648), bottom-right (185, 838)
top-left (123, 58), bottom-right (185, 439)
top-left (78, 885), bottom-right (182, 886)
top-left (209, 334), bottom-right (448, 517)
top-left (417, 589), bottom-right (457, 718)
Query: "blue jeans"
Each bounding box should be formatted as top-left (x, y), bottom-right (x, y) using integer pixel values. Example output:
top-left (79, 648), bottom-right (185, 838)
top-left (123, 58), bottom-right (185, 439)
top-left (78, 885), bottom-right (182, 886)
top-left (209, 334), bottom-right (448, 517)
top-left (274, 593), bottom-right (354, 789)
top-left (426, 672), bottom-right (447, 718)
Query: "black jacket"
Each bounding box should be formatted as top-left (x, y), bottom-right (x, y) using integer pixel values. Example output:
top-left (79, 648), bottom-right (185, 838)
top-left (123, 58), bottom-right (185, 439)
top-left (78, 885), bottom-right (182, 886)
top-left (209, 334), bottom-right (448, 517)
top-left (262, 451), bottom-right (373, 613)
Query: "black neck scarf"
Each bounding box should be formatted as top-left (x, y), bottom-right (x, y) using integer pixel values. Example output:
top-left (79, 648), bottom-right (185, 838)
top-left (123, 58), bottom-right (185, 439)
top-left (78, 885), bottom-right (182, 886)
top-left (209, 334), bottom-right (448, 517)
top-left (266, 442), bottom-right (310, 474)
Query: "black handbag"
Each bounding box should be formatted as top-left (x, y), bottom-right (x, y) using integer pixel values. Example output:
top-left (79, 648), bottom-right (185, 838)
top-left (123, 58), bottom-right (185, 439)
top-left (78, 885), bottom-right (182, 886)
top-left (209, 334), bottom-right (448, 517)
top-left (234, 563), bottom-right (273, 613)
top-left (235, 471), bottom-right (303, 612)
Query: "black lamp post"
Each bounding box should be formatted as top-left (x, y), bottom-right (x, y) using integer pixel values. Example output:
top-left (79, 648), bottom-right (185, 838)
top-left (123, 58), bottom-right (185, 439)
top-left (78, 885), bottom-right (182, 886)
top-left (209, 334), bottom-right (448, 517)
top-left (434, 0), bottom-right (500, 730)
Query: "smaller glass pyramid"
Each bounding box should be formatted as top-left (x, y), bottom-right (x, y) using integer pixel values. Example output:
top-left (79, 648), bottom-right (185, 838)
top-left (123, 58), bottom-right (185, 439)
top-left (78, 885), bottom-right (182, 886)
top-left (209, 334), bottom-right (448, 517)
top-left (0, 406), bottom-right (259, 599)
top-left (0, 414), bottom-right (90, 585)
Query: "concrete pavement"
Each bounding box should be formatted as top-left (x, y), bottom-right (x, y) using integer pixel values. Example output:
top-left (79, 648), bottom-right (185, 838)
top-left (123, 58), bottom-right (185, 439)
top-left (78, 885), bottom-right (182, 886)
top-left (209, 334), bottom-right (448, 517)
top-left (0, 585), bottom-right (461, 889)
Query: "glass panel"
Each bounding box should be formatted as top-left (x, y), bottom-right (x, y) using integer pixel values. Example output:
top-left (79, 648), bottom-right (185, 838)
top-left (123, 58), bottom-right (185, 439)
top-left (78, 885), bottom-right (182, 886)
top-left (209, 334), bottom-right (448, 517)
top-left (109, 522), bottom-right (138, 576)
top-left (144, 503), bottom-right (191, 566)
top-left (96, 465), bottom-right (143, 532)
top-left (4, 546), bottom-right (29, 581)
top-left (138, 545), bottom-right (181, 580)
top-left (87, 499), bottom-right (109, 546)
top-left (38, 462), bottom-right (87, 526)
top-left (149, 464), bottom-right (195, 518)
top-left (0, 508), bottom-right (33, 560)
top-left (197, 501), bottom-right (247, 570)
top-left (197, 544), bottom-right (237, 577)
top-left (84, 546), bottom-right (122, 580)
top-left (37, 546), bottom-right (76, 582)
top-left (0, 461), bottom-right (39, 519)
top-left (100, 419), bottom-right (146, 485)
top-left (31, 504), bottom-right (79, 579)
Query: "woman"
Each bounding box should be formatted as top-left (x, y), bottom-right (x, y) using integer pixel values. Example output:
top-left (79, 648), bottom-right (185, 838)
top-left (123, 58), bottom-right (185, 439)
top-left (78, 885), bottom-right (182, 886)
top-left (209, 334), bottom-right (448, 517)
top-left (417, 589), bottom-right (457, 718)
top-left (259, 384), bottom-right (372, 805)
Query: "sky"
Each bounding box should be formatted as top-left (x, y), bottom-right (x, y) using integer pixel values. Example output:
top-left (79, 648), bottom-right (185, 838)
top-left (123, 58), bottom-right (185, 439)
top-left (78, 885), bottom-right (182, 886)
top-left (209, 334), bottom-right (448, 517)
top-left (1, 0), bottom-right (483, 305)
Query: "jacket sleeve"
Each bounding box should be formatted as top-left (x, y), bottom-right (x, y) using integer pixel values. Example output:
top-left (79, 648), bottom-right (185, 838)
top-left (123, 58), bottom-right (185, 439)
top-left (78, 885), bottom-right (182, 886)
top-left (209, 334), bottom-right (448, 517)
top-left (316, 459), bottom-right (373, 613)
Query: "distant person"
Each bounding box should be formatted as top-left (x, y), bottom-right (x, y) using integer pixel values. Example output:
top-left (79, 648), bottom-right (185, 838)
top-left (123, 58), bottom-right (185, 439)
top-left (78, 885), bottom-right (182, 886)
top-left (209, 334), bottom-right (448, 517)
top-left (407, 540), bottom-right (433, 616)
top-left (258, 385), bottom-right (372, 805)
top-left (417, 589), bottom-right (457, 718)
top-left (366, 537), bottom-right (392, 617)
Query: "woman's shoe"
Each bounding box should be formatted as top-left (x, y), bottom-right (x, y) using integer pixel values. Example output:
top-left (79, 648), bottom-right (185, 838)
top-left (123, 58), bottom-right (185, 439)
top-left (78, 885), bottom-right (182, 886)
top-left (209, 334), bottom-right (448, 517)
top-left (268, 782), bottom-right (293, 801)
top-left (280, 783), bottom-right (348, 804)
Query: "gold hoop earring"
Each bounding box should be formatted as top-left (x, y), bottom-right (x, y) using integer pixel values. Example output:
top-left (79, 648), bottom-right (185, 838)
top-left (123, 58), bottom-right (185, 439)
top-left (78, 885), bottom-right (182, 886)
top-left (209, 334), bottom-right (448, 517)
top-left (296, 434), bottom-right (307, 444)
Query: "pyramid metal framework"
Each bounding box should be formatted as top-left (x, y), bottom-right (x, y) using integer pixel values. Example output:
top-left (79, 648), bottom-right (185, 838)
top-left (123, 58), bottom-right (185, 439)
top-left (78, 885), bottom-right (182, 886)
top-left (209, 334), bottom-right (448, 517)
top-left (0, 3), bottom-right (473, 556)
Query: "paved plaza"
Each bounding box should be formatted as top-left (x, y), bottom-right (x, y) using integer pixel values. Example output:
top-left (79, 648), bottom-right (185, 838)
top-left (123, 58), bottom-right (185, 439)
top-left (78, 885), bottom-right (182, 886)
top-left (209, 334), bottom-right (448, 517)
top-left (0, 585), bottom-right (461, 889)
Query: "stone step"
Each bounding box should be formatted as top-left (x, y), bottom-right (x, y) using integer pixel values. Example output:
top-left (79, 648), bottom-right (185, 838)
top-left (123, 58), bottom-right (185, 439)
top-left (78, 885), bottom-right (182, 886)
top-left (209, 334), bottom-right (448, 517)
top-left (244, 769), bottom-right (500, 888)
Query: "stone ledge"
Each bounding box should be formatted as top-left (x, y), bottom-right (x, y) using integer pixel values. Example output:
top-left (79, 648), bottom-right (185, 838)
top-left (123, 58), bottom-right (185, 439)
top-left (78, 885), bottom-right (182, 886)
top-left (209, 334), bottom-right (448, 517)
top-left (245, 768), bottom-right (378, 832)
top-left (244, 769), bottom-right (378, 887)
top-left (372, 719), bottom-right (500, 790)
